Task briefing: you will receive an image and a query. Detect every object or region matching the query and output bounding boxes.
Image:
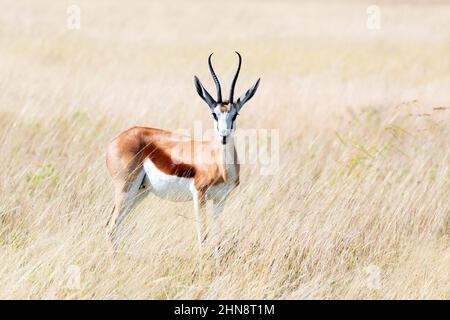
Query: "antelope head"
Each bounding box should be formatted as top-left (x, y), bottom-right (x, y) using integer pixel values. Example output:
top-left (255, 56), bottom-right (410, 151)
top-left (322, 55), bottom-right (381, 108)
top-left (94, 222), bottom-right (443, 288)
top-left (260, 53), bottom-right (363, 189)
top-left (195, 52), bottom-right (260, 145)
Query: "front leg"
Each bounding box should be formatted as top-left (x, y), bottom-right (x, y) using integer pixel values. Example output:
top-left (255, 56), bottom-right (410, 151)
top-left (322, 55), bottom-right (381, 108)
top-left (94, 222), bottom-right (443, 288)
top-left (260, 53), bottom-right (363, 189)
top-left (212, 197), bottom-right (225, 219)
top-left (211, 197), bottom-right (226, 241)
top-left (192, 186), bottom-right (207, 246)
top-left (211, 184), bottom-right (238, 235)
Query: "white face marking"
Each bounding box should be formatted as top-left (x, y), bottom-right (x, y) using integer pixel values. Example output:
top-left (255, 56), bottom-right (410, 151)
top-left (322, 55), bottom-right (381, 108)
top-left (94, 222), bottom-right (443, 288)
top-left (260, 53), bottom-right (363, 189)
top-left (143, 159), bottom-right (193, 202)
top-left (212, 105), bottom-right (238, 143)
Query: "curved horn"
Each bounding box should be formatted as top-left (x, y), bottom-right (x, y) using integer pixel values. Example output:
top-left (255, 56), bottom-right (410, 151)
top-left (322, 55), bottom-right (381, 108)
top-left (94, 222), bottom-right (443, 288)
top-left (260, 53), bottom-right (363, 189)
top-left (229, 51), bottom-right (242, 103)
top-left (208, 53), bottom-right (222, 103)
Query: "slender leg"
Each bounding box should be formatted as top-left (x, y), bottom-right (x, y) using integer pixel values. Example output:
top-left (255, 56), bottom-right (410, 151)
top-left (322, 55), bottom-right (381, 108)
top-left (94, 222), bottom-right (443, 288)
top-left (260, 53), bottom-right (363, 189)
top-left (210, 197), bottom-right (226, 247)
top-left (106, 170), bottom-right (148, 246)
top-left (212, 197), bottom-right (225, 229)
top-left (191, 187), bottom-right (207, 246)
top-left (212, 197), bottom-right (225, 219)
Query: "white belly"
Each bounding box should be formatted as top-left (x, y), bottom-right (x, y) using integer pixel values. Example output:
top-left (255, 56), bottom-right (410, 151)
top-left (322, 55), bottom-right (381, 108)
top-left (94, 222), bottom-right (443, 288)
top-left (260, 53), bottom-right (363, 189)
top-left (143, 159), bottom-right (193, 202)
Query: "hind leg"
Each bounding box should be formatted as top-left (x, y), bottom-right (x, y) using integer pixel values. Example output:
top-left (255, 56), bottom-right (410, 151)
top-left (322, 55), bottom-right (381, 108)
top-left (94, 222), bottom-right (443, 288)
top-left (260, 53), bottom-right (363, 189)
top-left (106, 170), bottom-right (148, 245)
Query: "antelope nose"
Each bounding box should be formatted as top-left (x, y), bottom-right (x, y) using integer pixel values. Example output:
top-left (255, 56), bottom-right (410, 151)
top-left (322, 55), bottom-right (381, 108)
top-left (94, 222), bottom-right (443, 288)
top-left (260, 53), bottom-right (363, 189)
top-left (219, 129), bottom-right (231, 136)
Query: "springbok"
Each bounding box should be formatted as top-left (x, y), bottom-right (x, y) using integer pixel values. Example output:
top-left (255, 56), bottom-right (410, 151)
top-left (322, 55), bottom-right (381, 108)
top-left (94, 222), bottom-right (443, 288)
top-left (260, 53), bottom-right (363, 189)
top-left (105, 52), bottom-right (260, 245)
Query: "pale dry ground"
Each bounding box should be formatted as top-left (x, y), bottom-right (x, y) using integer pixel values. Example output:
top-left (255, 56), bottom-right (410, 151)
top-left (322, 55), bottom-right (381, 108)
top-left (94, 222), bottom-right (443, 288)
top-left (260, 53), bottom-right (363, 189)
top-left (0, 0), bottom-right (449, 299)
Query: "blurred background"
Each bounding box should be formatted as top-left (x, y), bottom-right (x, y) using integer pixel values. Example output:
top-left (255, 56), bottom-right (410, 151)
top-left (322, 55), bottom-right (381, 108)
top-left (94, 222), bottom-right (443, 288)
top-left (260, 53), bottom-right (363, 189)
top-left (0, 0), bottom-right (448, 299)
top-left (2, 0), bottom-right (449, 123)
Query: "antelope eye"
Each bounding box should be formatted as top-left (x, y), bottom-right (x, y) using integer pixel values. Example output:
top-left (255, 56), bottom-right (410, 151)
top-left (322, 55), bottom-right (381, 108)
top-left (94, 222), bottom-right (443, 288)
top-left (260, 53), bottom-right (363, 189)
top-left (212, 113), bottom-right (218, 120)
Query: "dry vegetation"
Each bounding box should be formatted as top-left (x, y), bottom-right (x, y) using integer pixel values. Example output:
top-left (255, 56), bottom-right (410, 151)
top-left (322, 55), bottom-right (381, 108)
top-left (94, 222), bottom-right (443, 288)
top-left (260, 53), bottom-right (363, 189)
top-left (0, 0), bottom-right (449, 299)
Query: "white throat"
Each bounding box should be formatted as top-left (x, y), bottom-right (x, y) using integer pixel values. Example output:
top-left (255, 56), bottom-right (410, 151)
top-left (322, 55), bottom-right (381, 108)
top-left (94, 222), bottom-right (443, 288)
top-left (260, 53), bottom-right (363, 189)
top-left (219, 135), bottom-right (237, 165)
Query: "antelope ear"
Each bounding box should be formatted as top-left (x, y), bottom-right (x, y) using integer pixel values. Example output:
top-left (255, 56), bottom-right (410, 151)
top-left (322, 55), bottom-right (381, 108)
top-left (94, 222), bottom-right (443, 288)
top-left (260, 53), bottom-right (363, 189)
top-left (195, 76), bottom-right (216, 109)
top-left (236, 78), bottom-right (260, 112)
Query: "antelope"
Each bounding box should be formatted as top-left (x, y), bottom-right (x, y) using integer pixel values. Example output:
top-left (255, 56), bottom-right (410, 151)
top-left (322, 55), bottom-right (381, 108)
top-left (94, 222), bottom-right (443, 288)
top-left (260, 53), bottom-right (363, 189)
top-left (105, 52), bottom-right (260, 246)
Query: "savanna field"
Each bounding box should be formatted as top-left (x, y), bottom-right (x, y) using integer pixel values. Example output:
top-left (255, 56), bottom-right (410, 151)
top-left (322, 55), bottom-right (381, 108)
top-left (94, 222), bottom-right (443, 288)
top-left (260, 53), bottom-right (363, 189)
top-left (0, 0), bottom-right (449, 299)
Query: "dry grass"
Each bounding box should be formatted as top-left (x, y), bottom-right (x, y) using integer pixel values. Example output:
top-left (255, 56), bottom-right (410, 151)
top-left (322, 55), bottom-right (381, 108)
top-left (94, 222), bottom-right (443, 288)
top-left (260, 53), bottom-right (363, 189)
top-left (0, 0), bottom-right (449, 299)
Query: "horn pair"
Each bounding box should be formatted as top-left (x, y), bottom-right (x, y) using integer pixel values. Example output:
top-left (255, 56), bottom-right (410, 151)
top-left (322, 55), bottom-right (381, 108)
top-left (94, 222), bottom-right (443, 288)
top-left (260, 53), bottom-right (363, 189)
top-left (208, 52), bottom-right (242, 104)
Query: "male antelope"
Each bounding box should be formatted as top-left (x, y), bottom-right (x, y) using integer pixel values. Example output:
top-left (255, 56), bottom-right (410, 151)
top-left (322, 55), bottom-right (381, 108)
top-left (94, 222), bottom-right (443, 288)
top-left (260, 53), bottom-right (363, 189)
top-left (106, 52), bottom-right (260, 245)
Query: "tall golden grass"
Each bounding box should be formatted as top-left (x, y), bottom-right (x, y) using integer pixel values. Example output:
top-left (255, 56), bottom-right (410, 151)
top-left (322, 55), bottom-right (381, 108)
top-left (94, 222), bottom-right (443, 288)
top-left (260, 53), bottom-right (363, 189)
top-left (0, 0), bottom-right (448, 299)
